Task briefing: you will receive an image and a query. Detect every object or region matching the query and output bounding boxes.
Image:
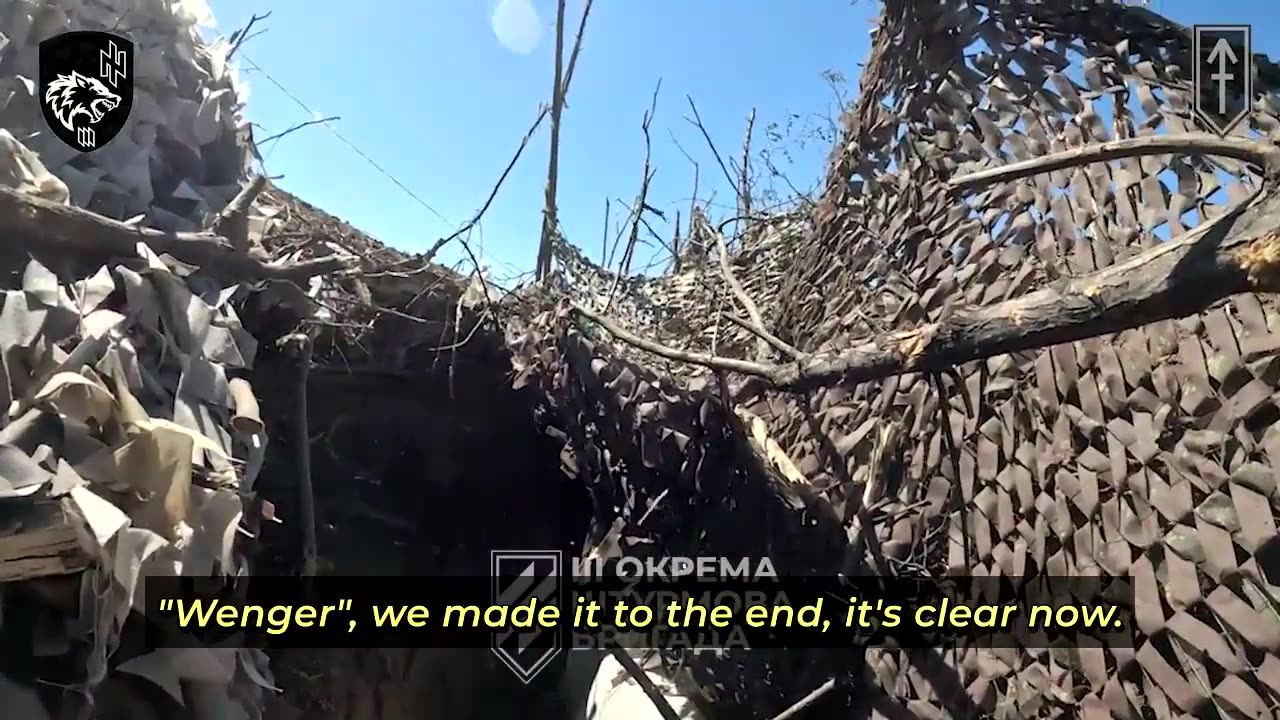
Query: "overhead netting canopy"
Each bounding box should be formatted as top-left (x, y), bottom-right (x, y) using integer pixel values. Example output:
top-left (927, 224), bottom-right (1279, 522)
top-left (535, 1), bottom-right (1280, 717)
top-left (5, 0), bottom-right (1280, 717)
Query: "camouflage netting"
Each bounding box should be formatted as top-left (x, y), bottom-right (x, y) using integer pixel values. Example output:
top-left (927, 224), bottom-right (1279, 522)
top-left (0, 1), bottom-right (274, 718)
top-left (0, 0), bottom-right (253, 222)
top-left (7, 0), bottom-right (1280, 718)
top-left (550, 207), bottom-right (809, 371)
top-left (521, 0), bottom-right (1280, 717)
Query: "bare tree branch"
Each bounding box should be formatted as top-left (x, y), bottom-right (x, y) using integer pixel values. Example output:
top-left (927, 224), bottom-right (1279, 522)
top-left (605, 198), bottom-right (627, 271)
top-left (257, 115), bottom-right (339, 145)
top-left (685, 96), bottom-right (740, 206)
top-left (535, 0), bottom-right (596, 279)
top-left (669, 131), bottom-right (701, 267)
top-left (670, 209), bottom-right (682, 272)
top-left (227, 12), bottom-right (271, 60)
top-left (574, 301), bottom-right (771, 377)
top-left (705, 213), bottom-right (773, 360)
top-left (558, 0), bottom-right (595, 102)
top-left (605, 81), bottom-right (661, 312)
top-left (421, 106), bottom-right (549, 264)
top-left (536, 0), bottom-right (569, 281)
top-left (575, 181), bottom-right (1280, 393)
top-left (600, 197), bottom-right (611, 264)
top-left (210, 174), bottom-right (268, 252)
top-left (948, 134), bottom-right (1280, 191)
top-left (738, 107), bottom-right (756, 225)
top-left (760, 149), bottom-right (816, 211)
top-left (722, 312), bottom-right (800, 359)
top-left (0, 186), bottom-right (355, 281)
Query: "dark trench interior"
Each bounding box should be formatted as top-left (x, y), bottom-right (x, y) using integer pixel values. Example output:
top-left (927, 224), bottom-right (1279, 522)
top-left (248, 325), bottom-right (594, 720)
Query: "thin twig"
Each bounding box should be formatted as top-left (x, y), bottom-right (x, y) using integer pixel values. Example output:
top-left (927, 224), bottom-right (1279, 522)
top-left (636, 488), bottom-right (669, 527)
top-left (258, 116), bottom-right (339, 145)
top-left (638, 215), bottom-right (668, 253)
top-left (239, 28), bottom-right (269, 47)
top-left (457, 234), bottom-right (495, 310)
top-left (558, 0), bottom-right (595, 103)
top-left (421, 106), bottom-right (550, 264)
top-left (722, 312), bottom-right (800, 359)
top-left (227, 12), bottom-right (271, 60)
top-left (716, 214), bottom-right (765, 236)
top-left (574, 302), bottom-right (772, 377)
top-left (760, 151), bottom-right (816, 210)
top-left (425, 308), bottom-right (492, 352)
top-left (600, 198), bottom-right (611, 264)
top-left (605, 80), bottom-right (661, 311)
top-left (768, 678), bottom-right (837, 720)
top-left (738, 107), bottom-right (756, 226)
top-left (604, 168), bottom-right (656, 310)
top-left (670, 209), bottom-right (682, 272)
top-left (668, 131), bottom-right (702, 266)
top-left (687, 168), bottom-right (699, 265)
top-left (685, 95), bottom-right (741, 205)
top-left (605, 198), bottom-right (628, 271)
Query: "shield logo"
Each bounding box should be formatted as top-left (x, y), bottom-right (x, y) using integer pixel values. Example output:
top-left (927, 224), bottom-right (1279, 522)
top-left (39, 31), bottom-right (134, 152)
top-left (491, 550), bottom-right (563, 683)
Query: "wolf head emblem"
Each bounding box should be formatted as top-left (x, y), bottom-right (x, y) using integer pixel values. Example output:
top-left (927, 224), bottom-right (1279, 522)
top-left (43, 71), bottom-right (120, 133)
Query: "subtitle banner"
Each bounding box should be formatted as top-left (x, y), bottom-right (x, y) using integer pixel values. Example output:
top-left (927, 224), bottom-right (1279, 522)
top-left (140, 553), bottom-right (1136, 653)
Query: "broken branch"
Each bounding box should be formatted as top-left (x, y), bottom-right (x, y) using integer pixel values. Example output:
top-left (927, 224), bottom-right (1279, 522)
top-left (0, 186), bottom-right (355, 281)
top-left (536, 0), bottom-right (569, 281)
top-left (210, 174), bottom-right (268, 252)
top-left (948, 134), bottom-right (1280, 191)
top-left (708, 213), bottom-right (772, 360)
top-left (535, 0), bottom-right (595, 279)
top-left (227, 12), bottom-right (271, 60)
top-left (558, 0), bottom-right (595, 100)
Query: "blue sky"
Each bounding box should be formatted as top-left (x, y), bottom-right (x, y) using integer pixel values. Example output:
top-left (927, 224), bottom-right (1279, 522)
top-left (206, 0), bottom-right (1279, 280)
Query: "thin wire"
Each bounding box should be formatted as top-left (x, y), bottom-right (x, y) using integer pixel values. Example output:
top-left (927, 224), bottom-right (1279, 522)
top-left (238, 53), bottom-right (454, 229)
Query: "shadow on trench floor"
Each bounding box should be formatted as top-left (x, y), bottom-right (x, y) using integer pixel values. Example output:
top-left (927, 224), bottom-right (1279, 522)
top-left (249, 348), bottom-right (594, 720)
